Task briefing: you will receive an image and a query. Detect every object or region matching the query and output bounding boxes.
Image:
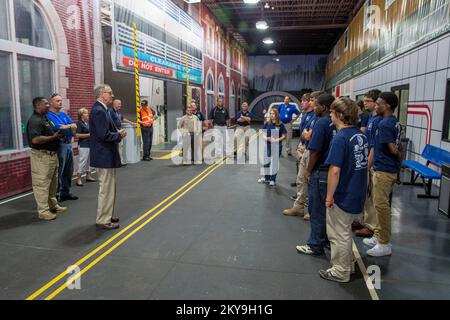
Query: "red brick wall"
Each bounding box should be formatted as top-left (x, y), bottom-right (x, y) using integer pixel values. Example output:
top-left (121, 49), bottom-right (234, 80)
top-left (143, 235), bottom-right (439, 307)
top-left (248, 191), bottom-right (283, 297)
top-left (0, 0), bottom-right (95, 200)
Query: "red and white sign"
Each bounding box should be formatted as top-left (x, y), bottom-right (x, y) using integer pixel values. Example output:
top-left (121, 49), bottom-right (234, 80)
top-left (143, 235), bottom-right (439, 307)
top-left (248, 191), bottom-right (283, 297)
top-left (123, 57), bottom-right (174, 77)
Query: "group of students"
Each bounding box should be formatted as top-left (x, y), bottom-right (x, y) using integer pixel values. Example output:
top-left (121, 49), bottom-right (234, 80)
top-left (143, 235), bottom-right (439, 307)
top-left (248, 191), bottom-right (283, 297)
top-left (259, 89), bottom-right (403, 283)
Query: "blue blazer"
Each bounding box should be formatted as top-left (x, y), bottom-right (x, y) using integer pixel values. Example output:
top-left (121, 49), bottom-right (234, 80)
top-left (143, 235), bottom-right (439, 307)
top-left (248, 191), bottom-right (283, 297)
top-left (89, 101), bottom-right (122, 169)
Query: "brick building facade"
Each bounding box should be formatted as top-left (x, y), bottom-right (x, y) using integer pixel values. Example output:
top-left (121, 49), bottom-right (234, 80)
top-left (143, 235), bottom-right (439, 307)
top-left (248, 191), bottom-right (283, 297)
top-left (0, 0), bottom-right (98, 200)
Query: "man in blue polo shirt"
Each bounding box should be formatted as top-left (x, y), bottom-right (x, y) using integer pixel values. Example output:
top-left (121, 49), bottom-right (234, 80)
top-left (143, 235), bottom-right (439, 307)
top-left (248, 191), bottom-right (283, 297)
top-left (278, 96), bottom-right (300, 156)
top-left (235, 102), bottom-right (255, 157)
top-left (297, 93), bottom-right (337, 256)
top-left (47, 94), bottom-right (78, 202)
top-left (364, 92), bottom-right (403, 257)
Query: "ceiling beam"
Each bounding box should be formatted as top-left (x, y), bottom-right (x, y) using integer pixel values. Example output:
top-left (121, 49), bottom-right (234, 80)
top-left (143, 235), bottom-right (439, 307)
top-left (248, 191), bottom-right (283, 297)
top-left (241, 24), bottom-right (348, 32)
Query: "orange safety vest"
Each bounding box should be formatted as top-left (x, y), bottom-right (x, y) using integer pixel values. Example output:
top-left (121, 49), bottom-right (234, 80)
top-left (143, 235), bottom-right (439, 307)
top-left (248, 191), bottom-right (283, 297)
top-left (141, 107), bottom-right (155, 127)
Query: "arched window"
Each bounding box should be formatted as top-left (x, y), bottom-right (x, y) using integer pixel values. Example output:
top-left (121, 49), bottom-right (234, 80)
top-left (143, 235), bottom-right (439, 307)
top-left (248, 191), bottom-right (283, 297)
top-left (238, 84), bottom-right (242, 112)
top-left (218, 74), bottom-right (225, 101)
top-left (229, 81), bottom-right (235, 118)
top-left (206, 72), bottom-right (215, 116)
top-left (0, 0), bottom-right (56, 151)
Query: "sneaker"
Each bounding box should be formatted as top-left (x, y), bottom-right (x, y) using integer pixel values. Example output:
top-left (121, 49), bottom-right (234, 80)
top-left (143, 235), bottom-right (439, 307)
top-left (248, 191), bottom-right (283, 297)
top-left (303, 213), bottom-right (311, 221)
top-left (319, 269), bottom-right (349, 283)
top-left (39, 213), bottom-right (57, 221)
top-left (51, 205), bottom-right (68, 214)
top-left (296, 245), bottom-right (322, 256)
top-left (269, 181), bottom-right (276, 187)
top-left (258, 178), bottom-right (267, 184)
top-left (283, 208), bottom-right (305, 217)
top-left (363, 236), bottom-right (378, 247)
top-left (367, 243), bottom-right (392, 257)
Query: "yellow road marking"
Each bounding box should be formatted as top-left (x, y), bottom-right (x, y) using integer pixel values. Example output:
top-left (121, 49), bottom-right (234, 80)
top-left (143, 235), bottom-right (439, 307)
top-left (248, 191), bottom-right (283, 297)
top-left (154, 150), bottom-right (182, 160)
top-left (26, 160), bottom-right (223, 300)
top-left (44, 158), bottom-right (226, 300)
top-left (352, 241), bottom-right (380, 300)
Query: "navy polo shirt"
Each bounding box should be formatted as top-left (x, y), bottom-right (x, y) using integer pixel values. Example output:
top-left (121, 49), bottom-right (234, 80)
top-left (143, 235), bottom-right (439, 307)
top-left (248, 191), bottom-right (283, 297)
top-left (108, 108), bottom-right (123, 130)
top-left (299, 111), bottom-right (316, 144)
top-left (325, 127), bottom-right (369, 214)
top-left (279, 103), bottom-right (300, 124)
top-left (263, 122), bottom-right (287, 148)
top-left (193, 111), bottom-right (205, 122)
top-left (357, 113), bottom-right (369, 130)
top-left (366, 113), bottom-right (382, 149)
top-left (47, 111), bottom-right (74, 143)
top-left (308, 115), bottom-right (337, 171)
top-left (373, 116), bottom-right (402, 173)
top-left (236, 111), bottom-right (255, 127)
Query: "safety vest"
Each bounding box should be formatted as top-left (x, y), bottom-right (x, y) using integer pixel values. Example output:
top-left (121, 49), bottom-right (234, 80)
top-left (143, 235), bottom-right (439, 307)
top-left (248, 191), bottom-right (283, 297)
top-left (141, 107), bottom-right (155, 127)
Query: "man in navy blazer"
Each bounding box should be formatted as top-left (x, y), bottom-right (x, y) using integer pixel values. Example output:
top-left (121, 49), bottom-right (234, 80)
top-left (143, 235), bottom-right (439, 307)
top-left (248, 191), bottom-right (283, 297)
top-left (90, 84), bottom-right (127, 230)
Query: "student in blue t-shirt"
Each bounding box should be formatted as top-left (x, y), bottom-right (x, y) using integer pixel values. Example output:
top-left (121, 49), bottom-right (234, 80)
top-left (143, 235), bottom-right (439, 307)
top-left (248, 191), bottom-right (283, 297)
top-left (318, 97), bottom-right (369, 283)
top-left (353, 89), bottom-right (382, 239)
top-left (364, 92), bottom-right (403, 258)
top-left (278, 96), bottom-right (301, 156)
top-left (258, 109), bottom-right (287, 187)
top-left (283, 91), bottom-right (323, 220)
top-left (296, 93), bottom-right (337, 256)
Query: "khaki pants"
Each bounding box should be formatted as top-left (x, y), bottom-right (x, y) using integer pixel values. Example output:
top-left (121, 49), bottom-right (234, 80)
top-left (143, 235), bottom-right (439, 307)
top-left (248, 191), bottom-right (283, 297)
top-left (327, 204), bottom-right (360, 282)
top-left (284, 123), bottom-right (293, 154)
top-left (118, 140), bottom-right (126, 165)
top-left (234, 126), bottom-right (251, 155)
top-left (360, 171), bottom-right (378, 231)
top-left (294, 147), bottom-right (309, 210)
top-left (96, 168), bottom-right (117, 225)
top-left (373, 171), bottom-right (397, 245)
top-left (30, 149), bottom-right (59, 216)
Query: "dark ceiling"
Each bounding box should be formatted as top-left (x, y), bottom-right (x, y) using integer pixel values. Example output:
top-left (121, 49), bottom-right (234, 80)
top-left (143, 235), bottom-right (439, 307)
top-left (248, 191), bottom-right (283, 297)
top-left (203, 0), bottom-right (365, 56)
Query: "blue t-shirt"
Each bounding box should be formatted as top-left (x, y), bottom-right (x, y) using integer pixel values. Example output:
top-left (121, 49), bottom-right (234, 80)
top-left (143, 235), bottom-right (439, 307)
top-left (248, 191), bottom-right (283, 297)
top-left (236, 111), bottom-right (255, 127)
top-left (366, 113), bottom-right (382, 149)
top-left (47, 111), bottom-right (74, 143)
top-left (373, 116), bottom-right (402, 173)
top-left (299, 111), bottom-right (316, 144)
top-left (357, 113), bottom-right (369, 130)
top-left (325, 127), bottom-right (369, 214)
top-left (279, 103), bottom-right (300, 124)
top-left (263, 122), bottom-right (287, 148)
top-left (308, 115), bottom-right (337, 171)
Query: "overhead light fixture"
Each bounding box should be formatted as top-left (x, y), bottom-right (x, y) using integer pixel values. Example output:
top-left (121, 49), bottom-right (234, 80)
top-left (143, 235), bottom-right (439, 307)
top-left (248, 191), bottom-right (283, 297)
top-left (263, 37), bottom-right (274, 45)
top-left (273, 58), bottom-right (280, 62)
top-left (243, 0), bottom-right (260, 4)
top-left (264, 2), bottom-right (270, 9)
top-left (268, 49), bottom-right (277, 55)
top-left (183, 0), bottom-right (201, 3)
top-left (256, 20), bottom-right (269, 30)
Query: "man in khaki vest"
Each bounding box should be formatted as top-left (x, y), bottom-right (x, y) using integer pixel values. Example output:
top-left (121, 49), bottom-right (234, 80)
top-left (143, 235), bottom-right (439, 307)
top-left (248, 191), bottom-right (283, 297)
top-left (27, 97), bottom-right (67, 221)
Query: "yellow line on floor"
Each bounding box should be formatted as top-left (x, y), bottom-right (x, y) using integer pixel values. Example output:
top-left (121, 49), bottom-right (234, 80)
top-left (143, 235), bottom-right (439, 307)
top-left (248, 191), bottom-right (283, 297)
top-left (44, 158), bottom-right (226, 300)
top-left (352, 241), bottom-right (380, 300)
top-left (154, 150), bottom-right (182, 160)
top-left (26, 160), bottom-right (223, 300)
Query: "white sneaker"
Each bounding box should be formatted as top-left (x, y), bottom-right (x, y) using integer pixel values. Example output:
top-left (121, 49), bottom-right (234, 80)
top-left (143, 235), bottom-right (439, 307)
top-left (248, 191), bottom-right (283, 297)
top-left (269, 181), bottom-right (276, 187)
top-left (258, 178), bottom-right (267, 184)
top-left (363, 236), bottom-right (378, 247)
top-left (367, 243), bottom-right (392, 257)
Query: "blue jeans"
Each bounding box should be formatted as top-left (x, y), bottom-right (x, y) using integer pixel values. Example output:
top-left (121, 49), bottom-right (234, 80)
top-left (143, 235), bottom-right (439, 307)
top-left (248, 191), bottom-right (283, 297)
top-left (307, 170), bottom-right (329, 254)
top-left (264, 143), bottom-right (282, 182)
top-left (57, 143), bottom-right (74, 197)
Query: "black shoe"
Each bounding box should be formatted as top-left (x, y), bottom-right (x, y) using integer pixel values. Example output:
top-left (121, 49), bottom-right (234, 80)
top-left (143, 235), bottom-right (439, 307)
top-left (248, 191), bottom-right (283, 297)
top-left (121, 163), bottom-right (127, 167)
top-left (290, 183), bottom-right (297, 187)
top-left (111, 217), bottom-right (120, 223)
top-left (143, 158), bottom-right (150, 162)
top-left (62, 194), bottom-right (78, 201)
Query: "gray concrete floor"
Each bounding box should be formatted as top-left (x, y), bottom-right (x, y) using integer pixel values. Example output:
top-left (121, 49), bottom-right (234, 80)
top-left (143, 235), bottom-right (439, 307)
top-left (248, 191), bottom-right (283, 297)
top-left (0, 140), bottom-right (448, 300)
